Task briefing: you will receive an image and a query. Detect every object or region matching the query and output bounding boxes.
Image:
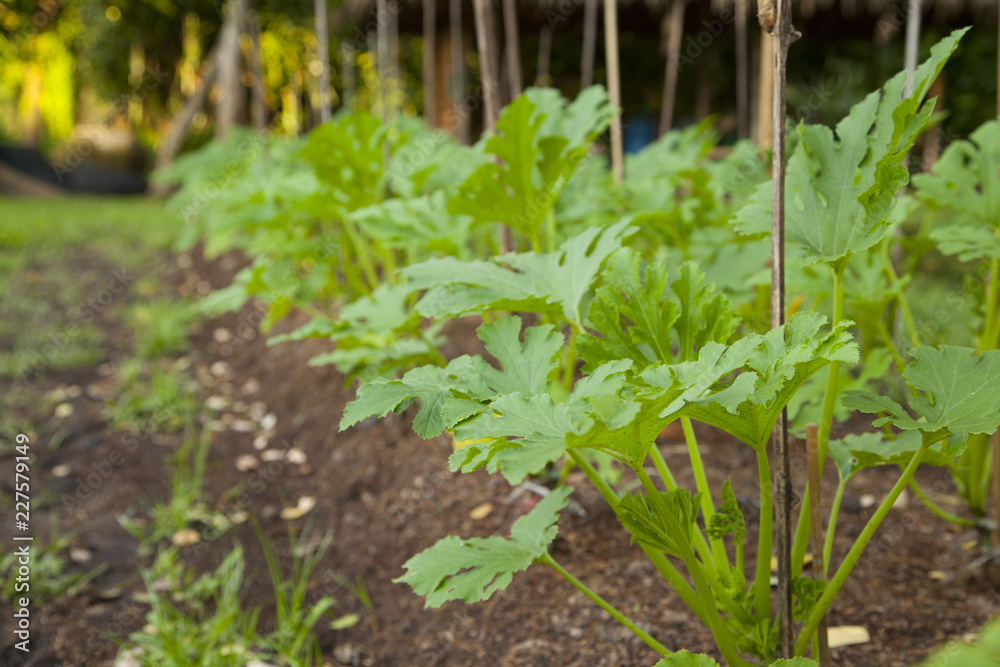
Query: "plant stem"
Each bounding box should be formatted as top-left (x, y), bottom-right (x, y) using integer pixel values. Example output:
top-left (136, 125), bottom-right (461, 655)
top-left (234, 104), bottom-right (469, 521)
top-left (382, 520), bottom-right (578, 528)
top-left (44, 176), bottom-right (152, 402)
top-left (681, 417), bottom-right (731, 583)
top-left (753, 447), bottom-right (773, 629)
top-left (792, 262), bottom-right (845, 578)
top-left (636, 466), bottom-right (752, 667)
top-left (568, 449), bottom-right (706, 621)
top-left (648, 444), bottom-right (680, 491)
top-left (795, 435), bottom-right (931, 655)
top-left (540, 552), bottom-right (671, 656)
top-left (563, 327), bottom-right (578, 391)
top-left (821, 481), bottom-right (846, 578)
top-left (906, 474), bottom-right (977, 527)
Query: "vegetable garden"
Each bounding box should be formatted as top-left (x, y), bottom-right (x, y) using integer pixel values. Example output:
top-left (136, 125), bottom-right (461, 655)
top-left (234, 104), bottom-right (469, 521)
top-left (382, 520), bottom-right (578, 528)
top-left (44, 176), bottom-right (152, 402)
top-left (3, 2), bottom-right (1000, 666)
top-left (146, 21), bottom-right (1000, 666)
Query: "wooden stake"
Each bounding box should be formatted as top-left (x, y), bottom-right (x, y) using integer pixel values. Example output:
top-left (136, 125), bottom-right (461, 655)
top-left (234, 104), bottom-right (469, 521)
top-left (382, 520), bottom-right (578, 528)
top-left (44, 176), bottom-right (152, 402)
top-left (756, 30), bottom-right (774, 148)
top-left (902, 0), bottom-right (922, 98)
top-left (604, 0), bottom-right (624, 182)
top-left (315, 0), bottom-right (331, 122)
top-left (735, 0), bottom-right (749, 138)
top-left (502, 0), bottom-right (522, 99)
top-left (537, 23), bottom-right (553, 86)
top-left (807, 424), bottom-right (831, 667)
top-left (472, 0), bottom-right (500, 130)
top-left (581, 0), bottom-right (598, 88)
top-left (449, 0), bottom-right (469, 142)
top-left (423, 0), bottom-right (437, 125)
top-left (341, 43), bottom-right (356, 112)
top-left (659, 1), bottom-right (685, 136)
top-left (760, 0), bottom-right (799, 656)
top-left (215, 0), bottom-right (250, 139)
top-left (246, 10), bottom-right (266, 129)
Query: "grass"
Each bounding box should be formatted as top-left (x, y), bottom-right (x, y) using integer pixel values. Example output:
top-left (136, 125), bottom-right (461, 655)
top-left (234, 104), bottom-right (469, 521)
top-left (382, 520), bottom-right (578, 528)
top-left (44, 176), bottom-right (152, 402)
top-left (104, 359), bottom-right (198, 435)
top-left (0, 197), bottom-right (183, 408)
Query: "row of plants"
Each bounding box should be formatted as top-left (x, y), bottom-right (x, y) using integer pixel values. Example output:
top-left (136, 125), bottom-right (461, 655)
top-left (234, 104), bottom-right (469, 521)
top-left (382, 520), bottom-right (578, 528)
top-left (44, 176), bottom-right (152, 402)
top-left (161, 26), bottom-right (1000, 665)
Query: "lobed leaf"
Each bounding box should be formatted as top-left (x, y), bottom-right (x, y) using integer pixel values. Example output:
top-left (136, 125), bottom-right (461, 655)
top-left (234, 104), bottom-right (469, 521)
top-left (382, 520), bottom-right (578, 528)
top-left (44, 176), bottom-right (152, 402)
top-left (843, 345), bottom-right (1000, 456)
top-left (395, 487), bottom-right (570, 607)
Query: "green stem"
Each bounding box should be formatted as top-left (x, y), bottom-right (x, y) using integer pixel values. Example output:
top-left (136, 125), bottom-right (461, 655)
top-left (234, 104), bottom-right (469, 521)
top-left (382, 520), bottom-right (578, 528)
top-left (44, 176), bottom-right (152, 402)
top-left (822, 481), bottom-right (846, 579)
top-left (983, 258), bottom-right (1000, 354)
top-left (792, 262), bottom-right (845, 578)
top-left (342, 221), bottom-right (379, 293)
top-left (635, 466), bottom-right (752, 667)
top-left (568, 450), bottom-right (705, 621)
top-left (906, 474), bottom-right (977, 527)
top-left (754, 447), bottom-right (773, 627)
top-left (882, 254), bottom-right (921, 348)
top-left (648, 444), bottom-right (679, 491)
top-left (957, 432), bottom-right (989, 518)
top-left (875, 318), bottom-right (908, 375)
top-left (562, 327), bottom-right (578, 392)
top-left (681, 417), bottom-right (731, 584)
top-left (540, 552), bottom-right (671, 656)
top-left (796, 436), bottom-right (931, 655)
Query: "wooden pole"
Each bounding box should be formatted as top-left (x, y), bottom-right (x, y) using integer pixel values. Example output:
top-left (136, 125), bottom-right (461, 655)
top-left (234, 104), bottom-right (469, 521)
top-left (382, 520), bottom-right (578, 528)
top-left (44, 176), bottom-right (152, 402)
top-left (659, 1), bottom-right (685, 136)
top-left (604, 0), bottom-right (624, 182)
top-left (473, 0), bottom-right (500, 130)
top-left (736, 0), bottom-right (749, 138)
top-left (341, 43), bottom-right (356, 112)
top-left (315, 0), bottom-right (331, 122)
top-left (807, 424), bottom-right (831, 667)
top-left (760, 0), bottom-right (799, 656)
top-left (424, 0), bottom-right (437, 125)
top-left (537, 23), bottom-right (553, 86)
top-left (388, 0), bottom-right (399, 120)
top-left (902, 0), bottom-right (922, 98)
top-left (449, 0), bottom-right (469, 142)
top-left (756, 29), bottom-right (774, 148)
top-left (216, 0), bottom-right (250, 139)
top-left (247, 9), bottom-right (266, 129)
top-left (502, 0), bottom-right (523, 99)
top-left (581, 0), bottom-right (598, 88)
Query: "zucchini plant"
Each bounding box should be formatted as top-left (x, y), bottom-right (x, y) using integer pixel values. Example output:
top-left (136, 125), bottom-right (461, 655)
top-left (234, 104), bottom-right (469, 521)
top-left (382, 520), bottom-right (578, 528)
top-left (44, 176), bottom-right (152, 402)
top-left (340, 30), bottom-right (997, 665)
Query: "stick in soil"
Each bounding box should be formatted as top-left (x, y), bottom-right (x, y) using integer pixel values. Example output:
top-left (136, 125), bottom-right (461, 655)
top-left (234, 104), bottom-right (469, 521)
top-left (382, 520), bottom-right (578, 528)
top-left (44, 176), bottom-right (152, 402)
top-left (807, 423), bottom-right (831, 666)
top-left (761, 0), bottom-right (800, 656)
top-left (604, 0), bottom-right (624, 182)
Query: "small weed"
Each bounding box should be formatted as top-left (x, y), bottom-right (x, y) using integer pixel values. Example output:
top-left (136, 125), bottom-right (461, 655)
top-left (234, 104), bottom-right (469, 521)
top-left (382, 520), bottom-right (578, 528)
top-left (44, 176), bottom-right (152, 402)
top-left (0, 521), bottom-right (106, 606)
top-left (105, 360), bottom-right (197, 434)
top-left (130, 298), bottom-right (198, 358)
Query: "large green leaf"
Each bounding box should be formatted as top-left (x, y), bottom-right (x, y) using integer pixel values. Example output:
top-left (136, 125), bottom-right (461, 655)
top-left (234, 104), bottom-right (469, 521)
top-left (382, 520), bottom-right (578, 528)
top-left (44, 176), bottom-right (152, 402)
top-left (348, 192), bottom-right (473, 255)
top-left (340, 317), bottom-right (563, 437)
top-left (826, 430), bottom-right (950, 483)
top-left (448, 87), bottom-right (613, 241)
top-left (395, 487), bottom-right (570, 607)
top-left (843, 345), bottom-right (1000, 456)
top-left (734, 29), bottom-right (967, 268)
top-left (300, 112), bottom-right (384, 215)
top-left (652, 652), bottom-right (719, 667)
top-left (682, 312), bottom-right (858, 449)
top-left (616, 489), bottom-right (701, 557)
top-left (404, 219), bottom-right (635, 327)
top-left (915, 119), bottom-right (1000, 262)
top-left (579, 250), bottom-right (735, 371)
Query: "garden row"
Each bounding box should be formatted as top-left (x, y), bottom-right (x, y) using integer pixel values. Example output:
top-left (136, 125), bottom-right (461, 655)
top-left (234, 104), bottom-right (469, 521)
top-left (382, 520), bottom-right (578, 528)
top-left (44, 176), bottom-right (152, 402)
top-left (161, 27), bottom-right (1000, 665)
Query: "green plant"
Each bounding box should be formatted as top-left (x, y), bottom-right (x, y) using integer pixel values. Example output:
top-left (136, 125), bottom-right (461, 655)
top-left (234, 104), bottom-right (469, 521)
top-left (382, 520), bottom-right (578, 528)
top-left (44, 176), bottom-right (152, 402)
top-left (0, 521), bottom-right (106, 605)
top-left (105, 360), bottom-right (197, 435)
top-left (912, 117), bottom-right (1000, 522)
top-left (130, 298), bottom-right (198, 358)
top-left (120, 421), bottom-right (230, 549)
top-left (339, 31), bottom-right (989, 665)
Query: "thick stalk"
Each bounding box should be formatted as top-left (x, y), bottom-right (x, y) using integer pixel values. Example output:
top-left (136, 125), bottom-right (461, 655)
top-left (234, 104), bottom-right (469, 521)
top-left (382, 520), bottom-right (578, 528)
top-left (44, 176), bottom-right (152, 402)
top-left (806, 424), bottom-right (830, 666)
top-left (796, 436), bottom-right (932, 654)
top-left (540, 553), bottom-right (670, 656)
top-left (636, 466), bottom-right (751, 667)
top-left (648, 444), bottom-right (680, 491)
top-left (821, 481), bottom-right (846, 578)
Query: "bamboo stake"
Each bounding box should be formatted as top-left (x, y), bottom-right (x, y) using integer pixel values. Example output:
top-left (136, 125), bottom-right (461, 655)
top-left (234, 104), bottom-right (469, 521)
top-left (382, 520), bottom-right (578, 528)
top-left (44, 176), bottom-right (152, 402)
top-left (388, 0), bottom-right (399, 121)
top-left (424, 0), bottom-right (437, 125)
top-left (449, 0), bottom-right (469, 142)
top-left (246, 10), bottom-right (266, 129)
top-left (760, 0), bottom-right (799, 656)
top-left (502, 0), bottom-right (523, 99)
top-left (735, 0), bottom-right (748, 138)
top-left (604, 0), bottom-right (624, 182)
top-left (807, 424), bottom-right (831, 666)
top-left (902, 0), bottom-right (921, 98)
top-left (315, 0), bottom-right (331, 122)
top-left (341, 43), bottom-right (356, 112)
top-left (659, 1), bottom-right (685, 136)
top-left (537, 23), bottom-right (553, 86)
top-left (377, 0), bottom-right (391, 174)
top-left (756, 29), bottom-right (774, 148)
top-left (581, 0), bottom-right (598, 88)
top-left (472, 0), bottom-right (500, 130)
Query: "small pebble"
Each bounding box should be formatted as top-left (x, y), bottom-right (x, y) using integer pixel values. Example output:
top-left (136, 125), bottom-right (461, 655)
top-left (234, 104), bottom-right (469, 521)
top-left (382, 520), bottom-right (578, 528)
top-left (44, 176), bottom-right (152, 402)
top-left (280, 496), bottom-right (317, 520)
top-left (206, 395), bottom-right (227, 411)
top-left (52, 464), bottom-right (71, 478)
top-left (210, 361), bottom-right (230, 378)
top-left (171, 529), bottom-right (201, 546)
top-left (235, 455), bottom-right (259, 471)
top-left (54, 402), bottom-right (74, 419)
top-left (286, 448), bottom-right (307, 465)
top-left (253, 434), bottom-right (270, 450)
top-left (261, 449), bottom-right (285, 462)
top-left (242, 378), bottom-right (260, 394)
top-left (259, 413), bottom-right (277, 431)
top-left (230, 419), bottom-right (255, 433)
top-left (213, 328), bottom-right (232, 343)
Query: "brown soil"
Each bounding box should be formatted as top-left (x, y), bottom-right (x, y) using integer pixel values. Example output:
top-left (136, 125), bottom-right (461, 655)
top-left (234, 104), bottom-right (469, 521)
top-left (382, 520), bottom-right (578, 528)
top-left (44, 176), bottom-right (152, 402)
top-left (1, 244), bottom-right (997, 667)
